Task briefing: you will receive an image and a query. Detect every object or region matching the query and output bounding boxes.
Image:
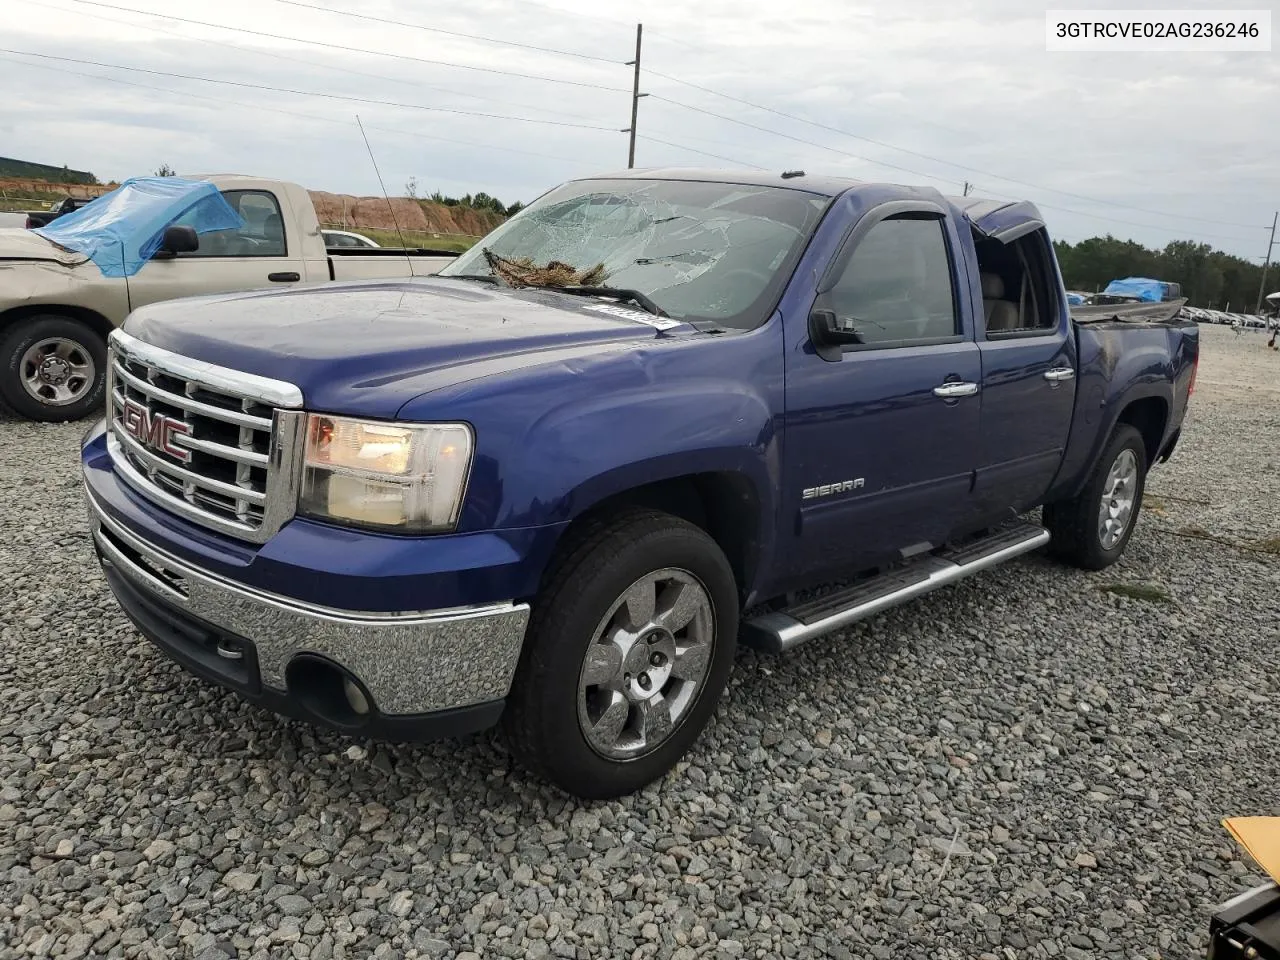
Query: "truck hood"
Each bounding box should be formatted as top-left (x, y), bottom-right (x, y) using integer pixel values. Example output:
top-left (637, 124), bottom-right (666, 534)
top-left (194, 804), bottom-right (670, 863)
top-left (122, 277), bottom-right (693, 417)
top-left (0, 228), bottom-right (88, 265)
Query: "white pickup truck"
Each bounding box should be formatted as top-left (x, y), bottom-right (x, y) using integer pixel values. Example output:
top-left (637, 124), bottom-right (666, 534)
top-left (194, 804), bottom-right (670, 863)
top-left (0, 174), bottom-right (457, 421)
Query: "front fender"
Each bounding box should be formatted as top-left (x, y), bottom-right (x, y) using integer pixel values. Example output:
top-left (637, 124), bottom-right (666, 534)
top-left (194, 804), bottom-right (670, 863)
top-left (397, 321), bottom-right (785, 580)
top-left (0, 259), bottom-right (129, 326)
top-left (525, 376), bottom-right (778, 523)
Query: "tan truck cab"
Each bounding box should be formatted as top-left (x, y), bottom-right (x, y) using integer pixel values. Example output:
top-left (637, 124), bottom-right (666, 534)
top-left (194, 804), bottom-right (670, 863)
top-left (0, 174), bottom-right (456, 421)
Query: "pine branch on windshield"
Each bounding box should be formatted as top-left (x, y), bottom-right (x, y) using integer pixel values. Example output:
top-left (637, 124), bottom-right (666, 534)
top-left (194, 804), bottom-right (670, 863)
top-left (483, 248), bottom-right (606, 289)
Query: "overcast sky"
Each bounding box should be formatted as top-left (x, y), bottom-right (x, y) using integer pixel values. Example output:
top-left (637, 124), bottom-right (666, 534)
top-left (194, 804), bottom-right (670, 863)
top-left (0, 0), bottom-right (1276, 258)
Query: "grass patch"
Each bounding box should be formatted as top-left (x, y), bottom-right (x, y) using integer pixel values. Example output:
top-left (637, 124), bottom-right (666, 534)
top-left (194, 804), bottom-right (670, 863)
top-left (1099, 582), bottom-right (1171, 602)
top-left (1144, 495), bottom-right (1167, 517)
top-left (0, 189), bottom-right (74, 214)
top-left (1255, 536), bottom-right (1280, 555)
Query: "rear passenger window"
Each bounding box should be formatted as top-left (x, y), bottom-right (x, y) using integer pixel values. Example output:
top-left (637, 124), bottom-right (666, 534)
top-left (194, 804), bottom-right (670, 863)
top-left (826, 215), bottom-right (958, 345)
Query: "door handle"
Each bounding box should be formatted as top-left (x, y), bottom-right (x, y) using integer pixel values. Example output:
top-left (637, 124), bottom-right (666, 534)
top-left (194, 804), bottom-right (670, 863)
top-left (1043, 368), bottom-right (1076, 382)
top-left (268, 272), bottom-right (300, 283)
top-left (933, 381), bottom-right (979, 398)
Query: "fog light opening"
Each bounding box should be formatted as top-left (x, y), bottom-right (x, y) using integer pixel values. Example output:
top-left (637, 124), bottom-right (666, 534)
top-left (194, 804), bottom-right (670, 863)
top-left (285, 654), bottom-right (377, 730)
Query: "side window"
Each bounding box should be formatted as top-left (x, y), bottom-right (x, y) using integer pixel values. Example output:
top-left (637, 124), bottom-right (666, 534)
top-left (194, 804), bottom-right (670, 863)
top-left (173, 190), bottom-right (286, 258)
top-left (976, 230), bottom-right (1061, 335)
top-left (825, 215), bottom-right (958, 345)
top-left (1018, 234), bottom-right (1058, 331)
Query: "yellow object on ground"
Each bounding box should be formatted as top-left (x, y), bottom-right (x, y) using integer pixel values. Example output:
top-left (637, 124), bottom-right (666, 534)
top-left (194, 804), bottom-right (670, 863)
top-left (1225, 818), bottom-right (1280, 885)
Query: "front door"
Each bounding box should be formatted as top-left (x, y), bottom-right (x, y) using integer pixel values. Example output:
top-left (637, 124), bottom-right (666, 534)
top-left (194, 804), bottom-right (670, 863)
top-left (782, 209), bottom-right (981, 584)
top-left (126, 188), bottom-right (304, 312)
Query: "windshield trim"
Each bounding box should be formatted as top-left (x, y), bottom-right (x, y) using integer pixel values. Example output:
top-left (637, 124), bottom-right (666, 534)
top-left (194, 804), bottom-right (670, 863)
top-left (571, 172), bottom-right (838, 200)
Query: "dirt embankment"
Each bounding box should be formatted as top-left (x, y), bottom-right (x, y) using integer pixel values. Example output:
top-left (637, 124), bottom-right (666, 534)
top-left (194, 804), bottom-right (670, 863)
top-left (0, 178), bottom-right (117, 199)
top-left (308, 192), bottom-right (506, 238)
top-left (1, 177), bottom-right (505, 239)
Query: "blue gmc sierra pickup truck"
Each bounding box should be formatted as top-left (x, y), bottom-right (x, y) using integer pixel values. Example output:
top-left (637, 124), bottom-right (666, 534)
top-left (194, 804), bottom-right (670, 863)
top-left (81, 170), bottom-right (1199, 798)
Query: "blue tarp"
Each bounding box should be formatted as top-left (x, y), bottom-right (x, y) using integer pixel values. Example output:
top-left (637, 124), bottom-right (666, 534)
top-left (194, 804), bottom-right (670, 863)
top-left (1102, 277), bottom-right (1166, 302)
top-left (34, 177), bottom-right (243, 278)
top-left (1066, 292), bottom-right (1087, 305)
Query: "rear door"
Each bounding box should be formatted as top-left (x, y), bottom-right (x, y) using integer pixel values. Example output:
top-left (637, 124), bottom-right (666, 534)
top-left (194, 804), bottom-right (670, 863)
top-left (125, 188), bottom-right (306, 311)
top-left (968, 208), bottom-right (1077, 522)
top-left (782, 198), bottom-right (981, 583)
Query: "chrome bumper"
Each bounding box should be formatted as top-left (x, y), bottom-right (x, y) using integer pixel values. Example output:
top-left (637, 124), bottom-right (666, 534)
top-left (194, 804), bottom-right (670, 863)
top-left (85, 485), bottom-right (530, 716)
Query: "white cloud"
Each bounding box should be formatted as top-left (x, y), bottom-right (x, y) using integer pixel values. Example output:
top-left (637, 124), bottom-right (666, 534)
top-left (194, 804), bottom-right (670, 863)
top-left (0, 0), bottom-right (1275, 256)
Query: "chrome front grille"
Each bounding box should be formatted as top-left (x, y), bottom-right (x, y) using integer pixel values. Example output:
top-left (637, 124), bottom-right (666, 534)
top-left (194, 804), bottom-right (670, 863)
top-left (105, 330), bottom-right (305, 544)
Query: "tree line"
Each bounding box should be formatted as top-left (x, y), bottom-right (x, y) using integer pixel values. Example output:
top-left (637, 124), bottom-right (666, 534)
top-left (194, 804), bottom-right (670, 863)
top-left (404, 177), bottom-right (524, 217)
top-left (1053, 235), bottom-right (1274, 311)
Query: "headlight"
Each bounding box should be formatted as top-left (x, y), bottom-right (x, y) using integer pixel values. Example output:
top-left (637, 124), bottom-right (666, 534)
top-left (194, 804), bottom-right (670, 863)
top-left (297, 415), bottom-right (473, 534)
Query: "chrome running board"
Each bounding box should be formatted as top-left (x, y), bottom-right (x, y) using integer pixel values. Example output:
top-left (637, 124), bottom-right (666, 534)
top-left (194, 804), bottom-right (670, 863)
top-left (742, 523), bottom-right (1050, 653)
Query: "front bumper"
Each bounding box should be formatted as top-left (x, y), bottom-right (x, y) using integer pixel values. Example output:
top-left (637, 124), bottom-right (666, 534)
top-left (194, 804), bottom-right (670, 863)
top-left (84, 426), bottom-right (534, 740)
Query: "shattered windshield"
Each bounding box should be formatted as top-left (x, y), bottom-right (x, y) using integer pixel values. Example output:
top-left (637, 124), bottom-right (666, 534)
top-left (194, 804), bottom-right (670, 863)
top-left (440, 178), bottom-right (832, 330)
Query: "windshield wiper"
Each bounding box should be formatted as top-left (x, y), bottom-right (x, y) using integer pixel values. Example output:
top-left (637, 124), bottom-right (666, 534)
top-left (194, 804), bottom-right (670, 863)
top-left (445, 273), bottom-right (500, 284)
top-left (553, 286), bottom-right (669, 318)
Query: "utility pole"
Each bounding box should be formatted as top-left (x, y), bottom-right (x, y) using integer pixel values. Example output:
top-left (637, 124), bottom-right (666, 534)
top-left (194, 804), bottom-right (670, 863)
top-left (624, 24), bottom-right (646, 168)
top-left (962, 181), bottom-right (973, 196)
top-left (1256, 210), bottom-right (1277, 314)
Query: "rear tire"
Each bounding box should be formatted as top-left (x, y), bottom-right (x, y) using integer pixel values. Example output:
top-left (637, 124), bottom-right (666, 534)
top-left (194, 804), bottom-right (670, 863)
top-left (503, 509), bottom-right (738, 799)
top-left (1044, 424), bottom-right (1148, 570)
top-left (0, 315), bottom-right (107, 422)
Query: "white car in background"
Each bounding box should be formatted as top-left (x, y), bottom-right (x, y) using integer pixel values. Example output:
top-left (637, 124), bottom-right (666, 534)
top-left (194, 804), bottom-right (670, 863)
top-left (321, 229), bottom-right (380, 249)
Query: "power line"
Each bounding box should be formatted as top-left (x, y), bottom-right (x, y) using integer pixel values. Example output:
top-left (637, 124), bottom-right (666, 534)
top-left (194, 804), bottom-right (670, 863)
top-left (31, 0), bottom-right (606, 124)
top-left (641, 125), bottom-right (790, 160)
top-left (646, 68), bottom-right (1269, 232)
top-left (647, 94), bottom-right (961, 187)
top-left (646, 94), bottom-right (1263, 243)
top-left (1013, 198), bottom-right (1263, 243)
top-left (478, 0), bottom-right (703, 50)
top-left (53, 0), bottom-right (630, 92)
top-left (265, 0), bottom-right (620, 63)
top-left (0, 49), bottom-right (618, 130)
top-left (0, 53), bottom-right (601, 168)
top-left (15, 8), bottom-right (795, 178)
top-left (634, 134), bottom-right (766, 170)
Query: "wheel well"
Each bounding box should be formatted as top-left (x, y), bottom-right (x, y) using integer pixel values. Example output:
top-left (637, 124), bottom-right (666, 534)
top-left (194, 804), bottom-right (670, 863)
top-left (0, 305), bottom-right (114, 343)
top-left (565, 473), bottom-right (763, 601)
top-left (1115, 397), bottom-right (1168, 466)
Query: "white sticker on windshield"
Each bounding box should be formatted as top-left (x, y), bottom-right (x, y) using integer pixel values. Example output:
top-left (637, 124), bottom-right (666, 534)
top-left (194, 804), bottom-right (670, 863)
top-left (583, 302), bottom-right (684, 330)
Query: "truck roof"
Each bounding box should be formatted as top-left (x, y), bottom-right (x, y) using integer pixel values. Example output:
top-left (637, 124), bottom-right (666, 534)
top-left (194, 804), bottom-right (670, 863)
top-left (578, 168), bottom-right (1044, 237)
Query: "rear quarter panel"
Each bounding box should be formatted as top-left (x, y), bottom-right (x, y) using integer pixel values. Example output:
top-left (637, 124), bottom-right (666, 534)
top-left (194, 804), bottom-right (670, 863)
top-left (1048, 320), bottom-right (1199, 500)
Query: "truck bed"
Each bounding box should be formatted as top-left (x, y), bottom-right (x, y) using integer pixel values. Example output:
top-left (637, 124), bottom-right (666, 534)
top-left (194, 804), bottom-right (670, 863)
top-left (1070, 299), bottom-right (1188, 324)
top-left (327, 249), bottom-right (458, 281)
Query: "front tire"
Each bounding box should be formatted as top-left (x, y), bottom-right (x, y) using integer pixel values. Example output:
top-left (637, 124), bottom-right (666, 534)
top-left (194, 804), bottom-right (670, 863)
top-left (1044, 424), bottom-right (1148, 570)
top-left (0, 315), bottom-right (107, 422)
top-left (504, 509), bottom-right (738, 799)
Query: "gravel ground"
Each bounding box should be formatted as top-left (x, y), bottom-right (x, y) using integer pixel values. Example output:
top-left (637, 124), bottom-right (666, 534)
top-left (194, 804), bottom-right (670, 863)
top-left (2, 323), bottom-right (1278, 960)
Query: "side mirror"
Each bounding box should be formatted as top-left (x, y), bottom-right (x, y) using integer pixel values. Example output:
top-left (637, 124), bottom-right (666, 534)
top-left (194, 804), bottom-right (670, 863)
top-left (155, 225), bottom-right (198, 258)
top-left (810, 306), bottom-right (864, 352)
top-left (811, 308), bottom-right (864, 361)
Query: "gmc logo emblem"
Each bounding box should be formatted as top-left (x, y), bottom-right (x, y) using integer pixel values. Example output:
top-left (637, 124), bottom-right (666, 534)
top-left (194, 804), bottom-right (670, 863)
top-left (122, 398), bottom-right (191, 463)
